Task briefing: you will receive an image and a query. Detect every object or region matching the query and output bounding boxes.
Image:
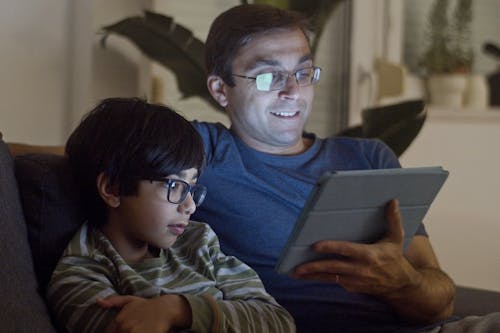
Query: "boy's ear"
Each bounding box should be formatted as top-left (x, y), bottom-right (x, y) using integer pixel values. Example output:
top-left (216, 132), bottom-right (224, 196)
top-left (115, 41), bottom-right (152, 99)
top-left (96, 172), bottom-right (120, 208)
top-left (207, 75), bottom-right (228, 108)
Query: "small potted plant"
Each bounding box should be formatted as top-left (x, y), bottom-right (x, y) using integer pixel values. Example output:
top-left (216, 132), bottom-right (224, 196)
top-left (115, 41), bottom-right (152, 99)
top-left (419, 0), bottom-right (473, 108)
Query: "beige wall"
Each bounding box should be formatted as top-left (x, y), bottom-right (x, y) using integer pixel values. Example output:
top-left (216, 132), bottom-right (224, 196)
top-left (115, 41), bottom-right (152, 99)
top-left (401, 111), bottom-right (500, 291)
top-left (0, 0), bottom-right (150, 145)
top-left (0, 0), bottom-right (69, 145)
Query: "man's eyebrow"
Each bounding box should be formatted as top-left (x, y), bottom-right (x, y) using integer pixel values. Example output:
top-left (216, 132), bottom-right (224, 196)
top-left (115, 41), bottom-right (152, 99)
top-left (299, 54), bottom-right (313, 64)
top-left (246, 59), bottom-right (280, 71)
top-left (246, 54), bottom-right (314, 71)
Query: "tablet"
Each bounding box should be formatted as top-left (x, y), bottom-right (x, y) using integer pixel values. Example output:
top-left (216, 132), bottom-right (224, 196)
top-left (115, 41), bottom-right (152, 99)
top-left (275, 166), bottom-right (449, 274)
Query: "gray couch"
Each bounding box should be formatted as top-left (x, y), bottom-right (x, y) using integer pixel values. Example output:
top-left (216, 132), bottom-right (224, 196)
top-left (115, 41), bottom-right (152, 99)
top-left (1, 132), bottom-right (499, 332)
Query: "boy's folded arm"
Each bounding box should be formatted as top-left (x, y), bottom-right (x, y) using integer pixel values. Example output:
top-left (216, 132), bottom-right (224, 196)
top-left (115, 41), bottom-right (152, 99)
top-left (200, 228), bottom-right (295, 332)
top-left (98, 294), bottom-right (192, 333)
top-left (46, 258), bottom-right (120, 333)
top-left (185, 293), bottom-right (296, 333)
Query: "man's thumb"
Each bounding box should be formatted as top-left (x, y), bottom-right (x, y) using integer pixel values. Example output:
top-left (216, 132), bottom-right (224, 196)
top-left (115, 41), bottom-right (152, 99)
top-left (384, 199), bottom-right (404, 244)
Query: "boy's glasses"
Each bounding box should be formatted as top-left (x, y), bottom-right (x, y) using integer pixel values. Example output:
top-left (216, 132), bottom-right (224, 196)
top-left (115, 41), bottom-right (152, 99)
top-left (148, 177), bottom-right (207, 207)
top-left (232, 66), bottom-right (321, 92)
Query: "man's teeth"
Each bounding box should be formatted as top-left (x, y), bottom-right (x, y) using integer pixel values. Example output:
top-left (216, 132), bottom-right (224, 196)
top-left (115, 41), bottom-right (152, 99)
top-left (272, 111), bottom-right (297, 117)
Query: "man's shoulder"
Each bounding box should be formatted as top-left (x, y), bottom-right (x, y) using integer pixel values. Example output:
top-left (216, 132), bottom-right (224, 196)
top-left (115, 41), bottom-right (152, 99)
top-left (191, 121), bottom-right (229, 137)
top-left (322, 135), bottom-right (389, 154)
top-left (191, 121), bottom-right (238, 159)
top-left (326, 135), bottom-right (383, 147)
top-left (319, 136), bottom-right (399, 169)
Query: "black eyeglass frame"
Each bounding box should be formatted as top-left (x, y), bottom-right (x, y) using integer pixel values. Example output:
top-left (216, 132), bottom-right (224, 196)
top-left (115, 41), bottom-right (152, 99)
top-left (231, 66), bottom-right (321, 91)
top-left (147, 176), bottom-right (207, 207)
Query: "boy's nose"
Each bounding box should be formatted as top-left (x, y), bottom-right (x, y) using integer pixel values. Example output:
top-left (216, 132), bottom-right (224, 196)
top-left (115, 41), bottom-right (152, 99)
top-left (180, 192), bottom-right (196, 215)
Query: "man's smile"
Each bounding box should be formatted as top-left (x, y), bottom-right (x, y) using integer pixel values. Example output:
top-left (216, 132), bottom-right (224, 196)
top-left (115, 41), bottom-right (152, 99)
top-left (271, 111), bottom-right (299, 118)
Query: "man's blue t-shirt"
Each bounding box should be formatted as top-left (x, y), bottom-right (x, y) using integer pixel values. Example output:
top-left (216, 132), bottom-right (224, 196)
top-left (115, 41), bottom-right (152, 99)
top-left (192, 121), bottom-right (435, 333)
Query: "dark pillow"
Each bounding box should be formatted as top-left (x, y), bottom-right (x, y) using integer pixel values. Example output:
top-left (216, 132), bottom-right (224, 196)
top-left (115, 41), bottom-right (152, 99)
top-left (15, 153), bottom-right (86, 293)
top-left (0, 134), bottom-right (57, 332)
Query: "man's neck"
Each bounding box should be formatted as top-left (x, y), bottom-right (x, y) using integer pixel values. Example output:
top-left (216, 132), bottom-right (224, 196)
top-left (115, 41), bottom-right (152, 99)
top-left (231, 129), bottom-right (313, 155)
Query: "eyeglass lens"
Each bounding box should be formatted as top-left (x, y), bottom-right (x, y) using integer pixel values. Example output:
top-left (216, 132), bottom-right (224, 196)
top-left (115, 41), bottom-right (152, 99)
top-left (167, 180), bottom-right (206, 206)
top-left (255, 67), bottom-right (321, 91)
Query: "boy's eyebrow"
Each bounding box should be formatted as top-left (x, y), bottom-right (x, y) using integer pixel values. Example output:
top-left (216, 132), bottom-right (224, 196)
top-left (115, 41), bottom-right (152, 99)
top-left (176, 170), bottom-right (199, 181)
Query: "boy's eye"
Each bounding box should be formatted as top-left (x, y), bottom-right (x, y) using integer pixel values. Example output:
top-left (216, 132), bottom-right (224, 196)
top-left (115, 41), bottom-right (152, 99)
top-left (169, 181), bottom-right (182, 192)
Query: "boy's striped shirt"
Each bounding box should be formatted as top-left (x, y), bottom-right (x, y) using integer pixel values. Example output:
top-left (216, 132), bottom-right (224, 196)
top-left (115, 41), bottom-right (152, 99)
top-left (47, 221), bottom-right (295, 332)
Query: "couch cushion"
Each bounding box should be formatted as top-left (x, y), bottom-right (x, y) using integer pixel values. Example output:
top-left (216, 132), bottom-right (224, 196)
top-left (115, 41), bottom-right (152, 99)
top-left (15, 153), bottom-right (86, 293)
top-left (0, 134), bottom-right (57, 332)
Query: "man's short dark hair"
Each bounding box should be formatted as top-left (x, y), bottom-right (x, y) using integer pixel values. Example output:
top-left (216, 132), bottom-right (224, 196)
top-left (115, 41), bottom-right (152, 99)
top-left (205, 4), bottom-right (311, 86)
top-left (65, 97), bottom-right (205, 227)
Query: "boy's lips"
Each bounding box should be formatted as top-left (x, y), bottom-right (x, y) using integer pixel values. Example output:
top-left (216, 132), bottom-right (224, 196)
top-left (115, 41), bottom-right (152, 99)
top-left (167, 223), bottom-right (187, 236)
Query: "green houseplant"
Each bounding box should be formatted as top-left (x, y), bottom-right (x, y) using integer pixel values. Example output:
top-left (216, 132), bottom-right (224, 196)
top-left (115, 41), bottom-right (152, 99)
top-left (419, 0), bottom-right (474, 107)
top-left (419, 0), bottom-right (473, 75)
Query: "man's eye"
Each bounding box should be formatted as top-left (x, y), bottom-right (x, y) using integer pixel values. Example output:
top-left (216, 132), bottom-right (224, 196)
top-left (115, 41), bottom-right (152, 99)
top-left (296, 69), bottom-right (310, 77)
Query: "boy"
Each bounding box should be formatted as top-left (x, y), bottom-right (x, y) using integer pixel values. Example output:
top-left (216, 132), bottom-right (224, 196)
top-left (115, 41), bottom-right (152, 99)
top-left (46, 98), bottom-right (295, 333)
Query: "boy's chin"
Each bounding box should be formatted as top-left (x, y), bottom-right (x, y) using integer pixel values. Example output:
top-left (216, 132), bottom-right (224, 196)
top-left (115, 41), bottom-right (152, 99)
top-left (152, 237), bottom-right (178, 250)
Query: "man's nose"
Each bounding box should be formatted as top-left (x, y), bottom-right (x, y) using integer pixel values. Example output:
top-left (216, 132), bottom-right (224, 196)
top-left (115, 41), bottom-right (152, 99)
top-left (278, 74), bottom-right (300, 100)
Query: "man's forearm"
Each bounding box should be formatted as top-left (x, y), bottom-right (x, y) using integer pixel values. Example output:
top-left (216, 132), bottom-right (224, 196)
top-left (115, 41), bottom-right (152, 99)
top-left (382, 266), bottom-right (455, 324)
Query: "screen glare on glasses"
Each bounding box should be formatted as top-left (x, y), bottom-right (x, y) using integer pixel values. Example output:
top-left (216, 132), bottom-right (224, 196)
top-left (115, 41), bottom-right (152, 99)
top-left (232, 66), bottom-right (321, 92)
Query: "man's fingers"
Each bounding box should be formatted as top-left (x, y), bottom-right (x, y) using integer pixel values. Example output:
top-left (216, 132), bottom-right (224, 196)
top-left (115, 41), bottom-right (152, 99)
top-left (312, 239), bottom-right (364, 258)
top-left (384, 199), bottom-right (404, 245)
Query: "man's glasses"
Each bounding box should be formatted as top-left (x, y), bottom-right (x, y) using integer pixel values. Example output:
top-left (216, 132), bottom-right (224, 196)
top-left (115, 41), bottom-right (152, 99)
top-left (232, 66), bottom-right (321, 92)
top-left (148, 177), bottom-right (207, 207)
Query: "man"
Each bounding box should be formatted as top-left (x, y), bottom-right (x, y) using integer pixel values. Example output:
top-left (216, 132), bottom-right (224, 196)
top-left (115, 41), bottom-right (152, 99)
top-left (189, 4), bottom-right (499, 333)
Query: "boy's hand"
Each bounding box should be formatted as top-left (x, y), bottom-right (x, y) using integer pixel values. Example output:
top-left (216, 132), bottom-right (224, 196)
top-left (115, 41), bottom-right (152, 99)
top-left (97, 294), bottom-right (192, 333)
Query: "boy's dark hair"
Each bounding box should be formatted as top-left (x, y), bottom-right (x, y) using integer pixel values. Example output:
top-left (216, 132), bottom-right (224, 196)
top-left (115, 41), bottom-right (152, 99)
top-left (65, 97), bottom-right (205, 227)
top-left (205, 4), bottom-right (311, 86)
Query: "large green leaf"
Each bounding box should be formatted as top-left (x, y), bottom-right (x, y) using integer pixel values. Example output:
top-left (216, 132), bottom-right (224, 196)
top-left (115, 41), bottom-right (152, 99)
top-left (101, 11), bottom-right (221, 111)
top-left (337, 100), bottom-right (427, 157)
top-left (250, 0), bottom-right (345, 54)
top-left (287, 0), bottom-right (344, 54)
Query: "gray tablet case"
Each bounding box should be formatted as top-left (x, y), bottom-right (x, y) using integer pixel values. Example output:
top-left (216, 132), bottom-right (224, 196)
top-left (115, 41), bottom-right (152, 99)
top-left (275, 166), bottom-right (449, 274)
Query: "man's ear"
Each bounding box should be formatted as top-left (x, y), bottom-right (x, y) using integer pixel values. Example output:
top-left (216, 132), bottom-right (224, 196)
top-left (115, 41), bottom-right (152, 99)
top-left (207, 75), bottom-right (228, 108)
top-left (96, 172), bottom-right (120, 208)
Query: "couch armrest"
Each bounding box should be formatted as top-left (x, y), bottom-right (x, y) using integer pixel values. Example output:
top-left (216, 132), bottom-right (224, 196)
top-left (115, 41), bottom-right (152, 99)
top-left (454, 285), bottom-right (500, 317)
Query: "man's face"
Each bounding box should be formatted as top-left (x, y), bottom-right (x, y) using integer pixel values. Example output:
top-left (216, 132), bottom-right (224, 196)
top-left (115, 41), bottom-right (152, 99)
top-left (224, 28), bottom-right (315, 154)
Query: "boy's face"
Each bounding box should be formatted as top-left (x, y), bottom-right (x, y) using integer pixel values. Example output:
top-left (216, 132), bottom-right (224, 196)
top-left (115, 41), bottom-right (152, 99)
top-left (223, 28), bottom-right (314, 154)
top-left (110, 168), bottom-right (199, 256)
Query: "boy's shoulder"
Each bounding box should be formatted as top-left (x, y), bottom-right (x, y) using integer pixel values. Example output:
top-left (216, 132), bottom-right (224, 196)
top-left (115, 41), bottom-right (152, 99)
top-left (172, 221), bottom-right (219, 252)
top-left (61, 222), bottom-right (120, 263)
top-left (62, 222), bottom-right (94, 256)
top-left (178, 221), bottom-right (215, 242)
